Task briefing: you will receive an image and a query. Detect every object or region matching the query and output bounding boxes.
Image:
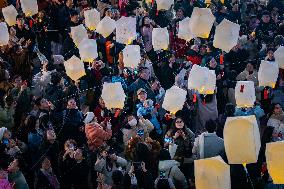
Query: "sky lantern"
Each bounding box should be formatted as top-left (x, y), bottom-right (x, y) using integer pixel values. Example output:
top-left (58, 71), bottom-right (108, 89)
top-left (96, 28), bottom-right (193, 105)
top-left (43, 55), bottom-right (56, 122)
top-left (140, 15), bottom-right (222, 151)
top-left (235, 81), bottom-right (256, 108)
top-left (189, 7), bottom-right (215, 38)
top-left (123, 45), bottom-right (141, 68)
top-left (116, 16), bottom-right (136, 45)
top-left (20, 0), bottom-right (38, 17)
top-left (95, 16), bottom-right (116, 38)
top-left (78, 39), bottom-right (98, 63)
top-left (178, 17), bottom-right (195, 41)
top-left (224, 115), bottom-right (261, 164)
top-left (258, 60), bottom-right (279, 88)
top-left (152, 27), bottom-right (169, 51)
top-left (84, 8), bottom-right (100, 31)
top-left (64, 56), bottom-right (86, 81)
top-left (101, 82), bottom-right (126, 109)
top-left (71, 24), bottom-right (88, 46)
top-left (2, 5), bottom-right (18, 26)
top-left (213, 19), bottom-right (240, 53)
top-left (0, 22), bottom-right (9, 46)
top-left (162, 85), bottom-right (187, 114)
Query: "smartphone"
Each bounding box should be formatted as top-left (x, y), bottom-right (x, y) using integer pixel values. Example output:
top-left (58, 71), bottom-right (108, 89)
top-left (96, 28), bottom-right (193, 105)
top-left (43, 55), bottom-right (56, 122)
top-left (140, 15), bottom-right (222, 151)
top-left (132, 162), bottom-right (141, 170)
top-left (137, 129), bottom-right (144, 137)
top-left (164, 137), bottom-right (173, 143)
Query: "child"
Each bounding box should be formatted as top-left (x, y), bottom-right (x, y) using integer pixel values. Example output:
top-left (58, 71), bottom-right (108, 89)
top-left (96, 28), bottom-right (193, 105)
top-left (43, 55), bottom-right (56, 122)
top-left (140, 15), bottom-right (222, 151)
top-left (137, 99), bottom-right (162, 135)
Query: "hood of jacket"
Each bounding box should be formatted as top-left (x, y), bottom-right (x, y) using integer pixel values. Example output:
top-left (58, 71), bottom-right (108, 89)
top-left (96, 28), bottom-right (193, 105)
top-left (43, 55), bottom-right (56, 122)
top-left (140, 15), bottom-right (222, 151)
top-left (158, 160), bottom-right (180, 171)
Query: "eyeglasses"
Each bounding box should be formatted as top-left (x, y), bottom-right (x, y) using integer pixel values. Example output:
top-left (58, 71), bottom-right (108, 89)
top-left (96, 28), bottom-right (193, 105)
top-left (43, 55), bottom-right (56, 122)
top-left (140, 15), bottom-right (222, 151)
top-left (175, 120), bottom-right (183, 124)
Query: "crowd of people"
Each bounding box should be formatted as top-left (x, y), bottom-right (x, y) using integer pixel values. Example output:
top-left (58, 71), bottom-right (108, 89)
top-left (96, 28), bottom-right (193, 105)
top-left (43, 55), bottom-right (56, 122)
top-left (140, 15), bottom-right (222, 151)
top-left (0, 0), bottom-right (284, 188)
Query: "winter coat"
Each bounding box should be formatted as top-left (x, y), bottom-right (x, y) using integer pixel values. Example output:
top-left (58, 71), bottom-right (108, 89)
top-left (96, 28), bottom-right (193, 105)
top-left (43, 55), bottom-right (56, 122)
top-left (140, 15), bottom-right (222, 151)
top-left (128, 78), bottom-right (156, 100)
top-left (34, 169), bottom-right (60, 189)
top-left (267, 113), bottom-right (284, 141)
top-left (85, 122), bottom-right (112, 151)
top-left (158, 160), bottom-right (188, 189)
top-left (94, 156), bottom-right (127, 186)
top-left (0, 106), bottom-right (14, 130)
top-left (122, 119), bottom-right (154, 144)
top-left (0, 179), bottom-right (13, 189)
top-left (44, 84), bottom-right (65, 112)
top-left (192, 132), bottom-right (224, 159)
top-left (8, 171), bottom-right (29, 189)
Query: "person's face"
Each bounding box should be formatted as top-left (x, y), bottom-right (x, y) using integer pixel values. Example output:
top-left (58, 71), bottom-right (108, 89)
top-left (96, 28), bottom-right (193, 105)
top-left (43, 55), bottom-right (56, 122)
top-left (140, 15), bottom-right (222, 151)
top-left (175, 118), bottom-right (184, 129)
top-left (99, 98), bottom-right (105, 108)
top-left (14, 77), bottom-right (22, 88)
top-left (101, 150), bottom-right (108, 158)
top-left (209, 58), bottom-right (217, 68)
top-left (140, 69), bottom-right (150, 80)
top-left (70, 15), bottom-right (79, 23)
top-left (151, 80), bottom-right (160, 90)
top-left (67, 99), bottom-right (76, 109)
top-left (105, 9), bottom-right (113, 18)
top-left (176, 9), bottom-right (184, 19)
top-left (66, 0), bottom-right (73, 8)
top-left (127, 115), bottom-right (135, 122)
top-left (9, 27), bottom-right (16, 36)
top-left (40, 98), bottom-right (49, 109)
top-left (144, 17), bottom-right (150, 25)
top-left (200, 46), bottom-right (207, 54)
top-left (138, 92), bottom-right (147, 101)
top-left (16, 18), bottom-right (24, 28)
top-left (262, 15), bottom-right (270, 23)
top-left (42, 158), bottom-right (51, 170)
top-left (3, 130), bottom-right (11, 139)
top-left (246, 63), bottom-right (254, 72)
top-left (192, 45), bottom-right (199, 52)
top-left (274, 104), bottom-right (283, 114)
top-left (64, 140), bottom-right (76, 151)
top-left (7, 159), bottom-right (19, 172)
top-left (267, 51), bottom-right (274, 59)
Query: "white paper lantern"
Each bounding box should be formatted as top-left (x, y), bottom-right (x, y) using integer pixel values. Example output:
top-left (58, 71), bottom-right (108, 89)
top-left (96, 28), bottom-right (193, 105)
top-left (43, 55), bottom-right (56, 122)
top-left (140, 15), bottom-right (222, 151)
top-left (266, 141), bottom-right (284, 184)
top-left (156, 0), bottom-right (174, 11)
top-left (258, 60), bottom-right (279, 88)
top-left (20, 0), bottom-right (38, 17)
top-left (235, 81), bottom-right (256, 108)
top-left (116, 16), bottom-right (136, 44)
top-left (2, 5), bottom-right (18, 26)
top-left (213, 19), bottom-right (240, 53)
top-left (162, 86), bottom-right (187, 114)
top-left (224, 115), bottom-right (261, 164)
top-left (101, 82), bottom-right (126, 109)
top-left (187, 64), bottom-right (216, 94)
top-left (84, 8), bottom-right (100, 31)
top-left (177, 17), bottom-right (195, 41)
top-left (78, 39), bottom-right (98, 62)
top-left (71, 24), bottom-right (88, 46)
top-left (274, 46), bottom-right (284, 69)
top-left (123, 45), bottom-right (141, 68)
top-left (0, 22), bottom-right (9, 46)
top-left (95, 16), bottom-right (116, 38)
top-left (152, 27), bottom-right (169, 51)
top-left (195, 156), bottom-right (231, 189)
top-left (189, 7), bottom-right (215, 38)
top-left (64, 55), bottom-right (86, 81)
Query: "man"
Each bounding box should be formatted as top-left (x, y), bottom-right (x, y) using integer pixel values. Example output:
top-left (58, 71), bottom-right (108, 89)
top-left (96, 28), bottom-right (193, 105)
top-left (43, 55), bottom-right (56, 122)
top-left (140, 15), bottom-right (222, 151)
top-left (8, 158), bottom-right (29, 189)
top-left (58, 0), bottom-right (74, 38)
top-left (192, 120), bottom-right (224, 159)
top-left (128, 67), bottom-right (155, 101)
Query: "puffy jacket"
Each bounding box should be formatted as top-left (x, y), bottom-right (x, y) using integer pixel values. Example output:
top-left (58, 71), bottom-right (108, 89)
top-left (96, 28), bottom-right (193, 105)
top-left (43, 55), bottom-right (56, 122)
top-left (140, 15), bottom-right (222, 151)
top-left (85, 122), bottom-right (112, 151)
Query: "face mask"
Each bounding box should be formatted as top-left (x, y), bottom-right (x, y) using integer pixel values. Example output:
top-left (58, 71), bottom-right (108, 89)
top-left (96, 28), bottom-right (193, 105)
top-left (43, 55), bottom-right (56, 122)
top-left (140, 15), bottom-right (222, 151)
top-left (128, 118), bottom-right (137, 127)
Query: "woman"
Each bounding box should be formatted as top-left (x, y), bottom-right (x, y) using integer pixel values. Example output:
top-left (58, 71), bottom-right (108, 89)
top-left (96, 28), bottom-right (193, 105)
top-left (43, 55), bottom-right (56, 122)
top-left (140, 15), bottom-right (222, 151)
top-left (267, 103), bottom-right (284, 141)
top-left (141, 16), bottom-right (156, 61)
top-left (158, 149), bottom-right (188, 189)
top-left (27, 115), bottom-right (44, 165)
top-left (0, 94), bottom-right (15, 131)
top-left (35, 157), bottom-right (60, 189)
top-left (95, 145), bottom-right (127, 187)
top-left (165, 117), bottom-right (195, 180)
top-left (122, 114), bottom-right (154, 145)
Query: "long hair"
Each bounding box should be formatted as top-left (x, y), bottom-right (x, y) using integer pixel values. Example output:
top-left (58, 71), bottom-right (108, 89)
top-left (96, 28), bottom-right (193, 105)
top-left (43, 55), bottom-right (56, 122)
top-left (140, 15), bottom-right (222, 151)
top-left (169, 117), bottom-right (189, 136)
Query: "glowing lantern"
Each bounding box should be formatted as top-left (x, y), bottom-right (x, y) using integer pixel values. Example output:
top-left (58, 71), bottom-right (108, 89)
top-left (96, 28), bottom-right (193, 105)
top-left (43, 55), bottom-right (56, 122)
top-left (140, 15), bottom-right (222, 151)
top-left (187, 64), bottom-right (216, 94)
top-left (235, 81), bottom-right (256, 108)
top-left (195, 156), bottom-right (231, 189)
top-left (178, 17), bottom-right (195, 41)
top-left (258, 60), bottom-right (279, 88)
top-left (78, 39), bottom-right (98, 62)
top-left (116, 16), bottom-right (136, 44)
top-left (152, 27), bottom-right (169, 51)
top-left (224, 115), bottom-right (261, 164)
top-left (266, 141), bottom-right (284, 184)
top-left (156, 0), bottom-right (174, 11)
top-left (274, 46), bottom-right (284, 69)
top-left (189, 7), bottom-right (215, 38)
top-left (2, 5), bottom-right (18, 26)
top-left (84, 8), bottom-right (100, 31)
top-left (71, 24), bottom-right (88, 46)
top-left (213, 19), bottom-right (240, 53)
top-left (162, 86), bottom-right (187, 114)
top-left (101, 82), bottom-right (126, 109)
top-left (123, 45), bottom-right (141, 68)
top-left (64, 56), bottom-right (86, 81)
top-left (95, 16), bottom-right (116, 38)
top-left (0, 22), bottom-right (9, 46)
top-left (20, 0), bottom-right (38, 17)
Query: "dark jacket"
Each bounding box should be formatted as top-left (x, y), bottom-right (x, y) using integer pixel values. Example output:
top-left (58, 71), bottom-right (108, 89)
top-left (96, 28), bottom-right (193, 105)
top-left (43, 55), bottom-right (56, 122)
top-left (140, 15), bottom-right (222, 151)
top-left (44, 84), bottom-right (65, 112)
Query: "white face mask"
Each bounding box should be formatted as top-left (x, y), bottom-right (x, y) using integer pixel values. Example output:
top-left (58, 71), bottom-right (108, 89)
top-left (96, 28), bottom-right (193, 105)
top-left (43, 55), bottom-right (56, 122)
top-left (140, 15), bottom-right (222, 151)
top-left (128, 118), bottom-right (137, 127)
